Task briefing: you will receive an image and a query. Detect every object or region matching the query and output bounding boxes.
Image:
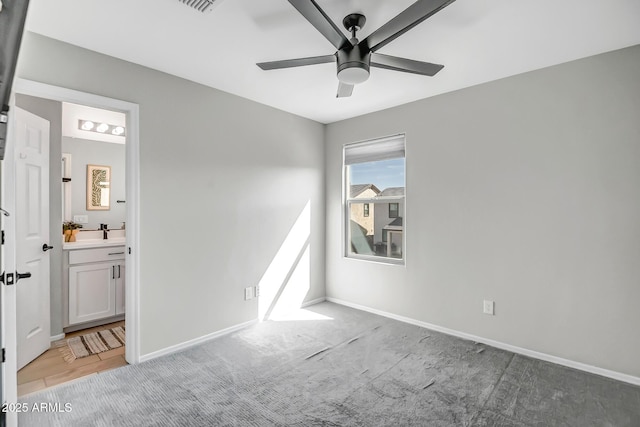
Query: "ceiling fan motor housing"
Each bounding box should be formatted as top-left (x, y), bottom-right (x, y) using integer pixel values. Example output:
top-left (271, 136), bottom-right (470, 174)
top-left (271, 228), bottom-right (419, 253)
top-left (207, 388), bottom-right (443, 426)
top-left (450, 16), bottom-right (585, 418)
top-left (337, 44), bottom-right (371, 84)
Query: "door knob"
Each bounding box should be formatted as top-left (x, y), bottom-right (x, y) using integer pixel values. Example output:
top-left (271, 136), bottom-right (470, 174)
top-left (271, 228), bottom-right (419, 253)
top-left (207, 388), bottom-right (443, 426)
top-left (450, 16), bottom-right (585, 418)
top-left (0, 271), bottom-right (32, 285)
top-left (42, 244), bottom-right (54, 252)
top-left (16, 272), bottom-right (32, 282)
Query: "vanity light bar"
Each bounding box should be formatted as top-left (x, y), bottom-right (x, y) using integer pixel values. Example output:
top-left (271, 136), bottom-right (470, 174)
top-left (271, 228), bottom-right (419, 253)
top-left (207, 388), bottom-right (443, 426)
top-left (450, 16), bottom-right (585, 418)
top-left (78, 120), bottom-right (126, 137)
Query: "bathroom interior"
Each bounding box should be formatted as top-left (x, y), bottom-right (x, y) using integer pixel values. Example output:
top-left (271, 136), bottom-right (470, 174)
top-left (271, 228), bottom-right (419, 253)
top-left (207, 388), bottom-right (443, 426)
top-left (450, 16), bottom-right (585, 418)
top-left (15, 94), bottom-right (128, 395)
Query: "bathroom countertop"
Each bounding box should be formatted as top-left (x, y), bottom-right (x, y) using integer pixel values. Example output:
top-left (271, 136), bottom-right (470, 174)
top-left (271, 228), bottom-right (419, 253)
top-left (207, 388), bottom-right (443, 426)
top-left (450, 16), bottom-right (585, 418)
top-left (62, 237), bottom-right (126, 250)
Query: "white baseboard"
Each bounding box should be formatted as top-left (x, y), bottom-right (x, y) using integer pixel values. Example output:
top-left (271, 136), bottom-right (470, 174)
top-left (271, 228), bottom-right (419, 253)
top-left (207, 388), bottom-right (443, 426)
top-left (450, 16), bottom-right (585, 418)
top-left (139, 299), bottom-right (324, 362)
top-left (139, 319), bottom-right (257, 363)
top-left (326, 297), bottom-right (640, 386)
top-left (301, 297), bottom-right (326, 308)
top-left (50, 333), bottom-right (65, 342)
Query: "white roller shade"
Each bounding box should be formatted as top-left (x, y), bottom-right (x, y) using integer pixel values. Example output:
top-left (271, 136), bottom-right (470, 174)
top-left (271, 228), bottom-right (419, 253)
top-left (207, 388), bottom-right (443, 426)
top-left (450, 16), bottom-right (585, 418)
top-left (344, 134), bottom-right (405, 165)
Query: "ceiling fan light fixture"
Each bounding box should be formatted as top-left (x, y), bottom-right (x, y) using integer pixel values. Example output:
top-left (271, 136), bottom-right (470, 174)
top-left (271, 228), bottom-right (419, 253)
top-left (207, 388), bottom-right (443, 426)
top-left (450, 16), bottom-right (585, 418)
top-left (337, 66), bottom-right (370, 85)
top-left (336, 46), bottom-right (371, 85)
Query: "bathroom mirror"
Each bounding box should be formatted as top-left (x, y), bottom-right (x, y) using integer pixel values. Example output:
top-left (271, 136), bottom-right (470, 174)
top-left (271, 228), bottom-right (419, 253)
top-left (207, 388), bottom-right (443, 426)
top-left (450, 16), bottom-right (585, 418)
top-left (86, 164), bottom-right (111, 210)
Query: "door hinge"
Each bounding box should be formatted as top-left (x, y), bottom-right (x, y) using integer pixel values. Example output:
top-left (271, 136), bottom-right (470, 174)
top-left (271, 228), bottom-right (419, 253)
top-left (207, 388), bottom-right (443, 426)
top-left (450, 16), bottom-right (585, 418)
top-left (2, 347), bottom-right (5, 363)
top-left (1, 230), bottom-right (4, 245)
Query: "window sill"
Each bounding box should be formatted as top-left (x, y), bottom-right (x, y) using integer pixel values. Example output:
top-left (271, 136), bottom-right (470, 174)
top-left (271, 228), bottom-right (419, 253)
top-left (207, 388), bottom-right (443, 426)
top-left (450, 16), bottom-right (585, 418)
top-left (344, 253), bottom-right (405, 266)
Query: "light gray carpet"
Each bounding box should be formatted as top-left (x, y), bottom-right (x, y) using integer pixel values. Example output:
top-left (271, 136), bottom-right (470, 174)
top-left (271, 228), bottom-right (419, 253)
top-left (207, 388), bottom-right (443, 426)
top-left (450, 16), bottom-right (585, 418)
top-left (19, 302), bottom-right (640, 426)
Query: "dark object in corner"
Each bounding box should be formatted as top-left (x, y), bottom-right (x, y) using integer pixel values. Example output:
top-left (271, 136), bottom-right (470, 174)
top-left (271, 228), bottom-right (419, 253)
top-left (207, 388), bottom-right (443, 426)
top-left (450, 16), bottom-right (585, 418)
top-left (0, 0), bottom-right (32, 160)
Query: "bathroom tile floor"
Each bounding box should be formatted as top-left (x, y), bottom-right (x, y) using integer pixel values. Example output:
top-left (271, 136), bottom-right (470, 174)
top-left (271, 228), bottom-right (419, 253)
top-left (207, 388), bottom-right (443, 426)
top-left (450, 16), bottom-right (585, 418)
top-left (17, 321), bottom-right (127, 396)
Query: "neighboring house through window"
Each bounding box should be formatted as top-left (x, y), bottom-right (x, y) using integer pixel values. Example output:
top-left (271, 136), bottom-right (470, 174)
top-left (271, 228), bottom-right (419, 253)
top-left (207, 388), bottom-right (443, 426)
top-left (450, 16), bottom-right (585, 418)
top-left (389, 202), bottom-right (399, 218)
top-left (344, 134), bottom-right (405, 263)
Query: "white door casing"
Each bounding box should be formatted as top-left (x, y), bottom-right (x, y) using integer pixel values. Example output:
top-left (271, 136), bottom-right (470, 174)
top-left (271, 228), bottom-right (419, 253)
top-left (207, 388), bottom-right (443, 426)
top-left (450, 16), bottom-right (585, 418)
top-left (15, 107), bottom-right (51, 370)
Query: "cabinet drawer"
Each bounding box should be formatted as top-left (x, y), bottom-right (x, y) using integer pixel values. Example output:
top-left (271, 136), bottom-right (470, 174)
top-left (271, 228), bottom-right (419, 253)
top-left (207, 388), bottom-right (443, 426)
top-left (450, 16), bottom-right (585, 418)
top-left (69, 246), bottom-right (126, 264)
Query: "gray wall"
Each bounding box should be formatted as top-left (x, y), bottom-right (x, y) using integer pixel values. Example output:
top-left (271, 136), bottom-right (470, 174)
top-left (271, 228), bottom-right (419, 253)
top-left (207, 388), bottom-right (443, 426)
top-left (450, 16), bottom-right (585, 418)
top-left (15, 31), bottom-right (639, 379)
top-left (61, 137), bottom-right (126, 230)
top-left (14, 94), bottom-right (64, 336)
top-left (325, 45), bottom-right (640, 378)
top-left (17, 32), bottom-right (325, 355)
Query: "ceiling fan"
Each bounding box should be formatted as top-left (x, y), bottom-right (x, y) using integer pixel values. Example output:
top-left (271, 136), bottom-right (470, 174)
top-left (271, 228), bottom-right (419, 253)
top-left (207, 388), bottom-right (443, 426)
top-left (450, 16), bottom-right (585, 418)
top-left (257, 0), bottom-right (457, 98)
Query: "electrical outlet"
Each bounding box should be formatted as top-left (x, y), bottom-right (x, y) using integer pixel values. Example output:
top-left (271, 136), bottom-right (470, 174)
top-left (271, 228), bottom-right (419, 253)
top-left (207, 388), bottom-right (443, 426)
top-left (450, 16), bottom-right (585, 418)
top-left (254, 285), bottom-right (260, 298)
top-left (483, 300), bottom-right (495, 315)
top-left (244, 287), bottom-right (253, 301)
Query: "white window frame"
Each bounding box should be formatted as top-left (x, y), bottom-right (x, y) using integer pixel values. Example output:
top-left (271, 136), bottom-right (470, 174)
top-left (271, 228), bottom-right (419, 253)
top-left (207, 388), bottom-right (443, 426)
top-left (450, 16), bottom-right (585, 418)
top-left (343, 134), bottom-right (406, 265)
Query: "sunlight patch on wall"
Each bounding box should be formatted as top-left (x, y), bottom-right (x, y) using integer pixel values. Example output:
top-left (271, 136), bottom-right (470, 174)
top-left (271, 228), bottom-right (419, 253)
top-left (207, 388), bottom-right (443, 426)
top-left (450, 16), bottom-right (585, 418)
top-left (258, 201), bottom-right (311, 321)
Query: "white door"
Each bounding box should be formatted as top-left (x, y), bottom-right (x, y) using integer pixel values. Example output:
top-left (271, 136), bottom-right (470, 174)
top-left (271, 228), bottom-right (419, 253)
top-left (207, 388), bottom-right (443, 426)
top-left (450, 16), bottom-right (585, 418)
top-left (68, 263), bottom-right (116, 325)
top-left (15, 107), bottom-right (51, 370)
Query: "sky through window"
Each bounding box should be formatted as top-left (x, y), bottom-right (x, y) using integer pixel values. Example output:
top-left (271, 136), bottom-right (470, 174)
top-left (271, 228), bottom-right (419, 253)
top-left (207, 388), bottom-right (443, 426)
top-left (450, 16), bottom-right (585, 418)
top-left (349, 158), bottom-right (405, 191)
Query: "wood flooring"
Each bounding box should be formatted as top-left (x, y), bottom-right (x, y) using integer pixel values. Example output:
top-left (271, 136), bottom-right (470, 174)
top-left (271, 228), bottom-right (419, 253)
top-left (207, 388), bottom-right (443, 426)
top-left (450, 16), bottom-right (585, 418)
top-left (17, 321), bottom-right (128, 396)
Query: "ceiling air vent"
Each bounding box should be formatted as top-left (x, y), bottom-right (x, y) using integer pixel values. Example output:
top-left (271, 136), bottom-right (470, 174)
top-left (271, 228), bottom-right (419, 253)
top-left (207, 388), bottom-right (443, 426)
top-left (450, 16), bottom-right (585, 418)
top-left (178, 0), bottom-right (221, 13)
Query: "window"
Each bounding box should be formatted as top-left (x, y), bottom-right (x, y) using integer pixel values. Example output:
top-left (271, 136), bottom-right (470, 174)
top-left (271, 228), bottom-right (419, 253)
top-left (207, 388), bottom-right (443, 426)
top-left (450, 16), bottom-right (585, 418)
top-left (389, 203), bottom-right (399, 218)
top-left (344, 134), bottom-right (405, 263)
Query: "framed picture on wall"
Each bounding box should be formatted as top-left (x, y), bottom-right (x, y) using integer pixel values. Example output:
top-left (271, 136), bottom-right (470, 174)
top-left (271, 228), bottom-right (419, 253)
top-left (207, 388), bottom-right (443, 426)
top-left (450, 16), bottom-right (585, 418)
top-left (86, 164), bottom-right (111, 210)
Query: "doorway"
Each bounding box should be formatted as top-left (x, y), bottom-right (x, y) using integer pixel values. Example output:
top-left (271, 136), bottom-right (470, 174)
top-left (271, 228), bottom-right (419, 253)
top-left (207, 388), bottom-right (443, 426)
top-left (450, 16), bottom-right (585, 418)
top-left (1, 79), bottom-right (140, 410)
top-left (15, 97), bottom-right (127, 393)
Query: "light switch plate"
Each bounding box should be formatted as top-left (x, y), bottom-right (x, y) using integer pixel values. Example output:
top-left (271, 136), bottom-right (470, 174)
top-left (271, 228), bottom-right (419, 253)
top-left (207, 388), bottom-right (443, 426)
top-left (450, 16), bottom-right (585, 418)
top-left (73, 215), bottom-right (89, 224)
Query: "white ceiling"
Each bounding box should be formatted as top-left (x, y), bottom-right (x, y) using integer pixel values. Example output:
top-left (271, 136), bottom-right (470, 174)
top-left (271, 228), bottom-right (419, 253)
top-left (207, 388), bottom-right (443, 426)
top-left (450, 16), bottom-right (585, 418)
top-left (25, 0), bottom-right (640, 124)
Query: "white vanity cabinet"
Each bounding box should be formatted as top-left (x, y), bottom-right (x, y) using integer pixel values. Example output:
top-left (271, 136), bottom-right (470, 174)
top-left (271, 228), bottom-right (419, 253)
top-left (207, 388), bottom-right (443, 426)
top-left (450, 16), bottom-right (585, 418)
top-left (66, 246), bottom-right (125, 326)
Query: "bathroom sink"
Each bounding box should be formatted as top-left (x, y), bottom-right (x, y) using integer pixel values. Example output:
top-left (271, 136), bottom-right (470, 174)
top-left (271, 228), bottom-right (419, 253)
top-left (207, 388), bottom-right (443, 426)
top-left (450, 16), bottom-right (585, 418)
top-left (63, 230), bottom-right (126, 250)
top-left (63, 238), bottom-right (126, 250)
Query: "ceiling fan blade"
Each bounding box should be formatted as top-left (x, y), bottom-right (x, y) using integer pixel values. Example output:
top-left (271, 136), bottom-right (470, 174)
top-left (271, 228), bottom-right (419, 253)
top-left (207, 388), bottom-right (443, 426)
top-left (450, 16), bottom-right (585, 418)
top-left (288, 0), bottom-right (351, 50)
top-left (371, 53), bottom-right (444, 76)
top-left (257, 55), bottom-right (336, 70)
top-left (336, 82), bottom-right (354, 98)
top-left (361, 0), bottom-right (457, 53)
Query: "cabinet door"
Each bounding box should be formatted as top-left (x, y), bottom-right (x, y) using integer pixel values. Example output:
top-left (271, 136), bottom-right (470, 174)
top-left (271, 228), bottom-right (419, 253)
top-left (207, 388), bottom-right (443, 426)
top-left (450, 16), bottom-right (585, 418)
top-left (115, 262), bottom-right (126, 315)
top-left (69, 263), bottom-right (116, 325)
